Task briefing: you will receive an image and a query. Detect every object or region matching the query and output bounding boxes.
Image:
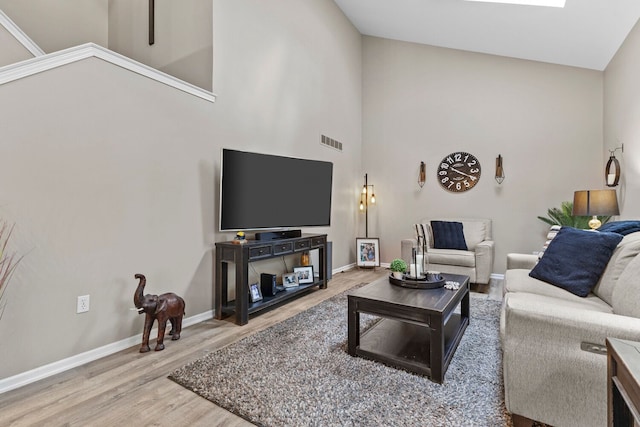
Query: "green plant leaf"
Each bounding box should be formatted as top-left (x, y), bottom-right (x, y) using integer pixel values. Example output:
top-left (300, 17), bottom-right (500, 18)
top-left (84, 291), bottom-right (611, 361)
top-left (537, 201), bottom-right (611, 228)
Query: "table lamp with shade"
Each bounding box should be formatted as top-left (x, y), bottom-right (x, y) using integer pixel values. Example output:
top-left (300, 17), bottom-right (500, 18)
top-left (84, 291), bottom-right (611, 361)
top-left (572, 189), bottom-right (619, 230)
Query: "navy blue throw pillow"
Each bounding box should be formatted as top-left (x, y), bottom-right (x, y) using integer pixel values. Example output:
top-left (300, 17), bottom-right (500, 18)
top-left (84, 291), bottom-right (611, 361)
top-left (431, 221), bottom-right (468, 250)
top-left (598, 221), bottom-right (640, 236)
top-left (529, 226), bottom-right (623, 297)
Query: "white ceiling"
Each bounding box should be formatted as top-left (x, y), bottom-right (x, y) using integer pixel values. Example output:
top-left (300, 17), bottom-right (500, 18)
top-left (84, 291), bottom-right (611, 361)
top-left (333, 0), bottom-right (640, 70)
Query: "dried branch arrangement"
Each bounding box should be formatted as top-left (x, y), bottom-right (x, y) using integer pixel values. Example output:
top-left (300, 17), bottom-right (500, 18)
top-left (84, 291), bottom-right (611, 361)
top-left (0, 221), bottom-right (23, 319)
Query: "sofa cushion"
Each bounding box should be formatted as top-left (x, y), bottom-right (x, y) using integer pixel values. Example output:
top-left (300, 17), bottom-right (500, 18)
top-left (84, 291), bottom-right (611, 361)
top-left (459, 220), bottom-right (487, 250)
top-left (611, 253), bottom-right (640, 317)
top-left (431, 221), bottom-right (468, 250)
top-left (505, 269), bottom-right (614, 312)
top-left (417, 218), bottom-right (490, 250)
top-left (427, 248), bottom-right (476, 268)
top-left (503, 291), bottom-right (614, 319)
top-left (598, 220), bottom-right (640, 236)
top-left (593, 232), bottom-right (640, 305)
top-left (529, 226), bottom-right (623, 297)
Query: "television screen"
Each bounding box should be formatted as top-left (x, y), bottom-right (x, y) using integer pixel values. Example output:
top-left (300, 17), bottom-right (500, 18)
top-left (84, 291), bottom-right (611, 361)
top-left (219, 149), bottom-right (333, 231)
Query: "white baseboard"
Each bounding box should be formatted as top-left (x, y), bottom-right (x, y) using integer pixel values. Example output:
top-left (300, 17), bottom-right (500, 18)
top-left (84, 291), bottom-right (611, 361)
top-left (332, 263), bottom-right (356, 274)
top-left (0, 310), bottom-right (213, 394)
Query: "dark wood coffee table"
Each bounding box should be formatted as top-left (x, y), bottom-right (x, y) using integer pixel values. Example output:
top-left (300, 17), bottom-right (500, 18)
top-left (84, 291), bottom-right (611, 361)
top-left (347, 273), bottom-right (470, 383)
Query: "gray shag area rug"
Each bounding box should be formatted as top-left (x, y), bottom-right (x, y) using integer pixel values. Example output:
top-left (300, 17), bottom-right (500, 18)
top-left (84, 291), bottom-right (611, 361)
top-left (169, 286), bottom-right (512, 427)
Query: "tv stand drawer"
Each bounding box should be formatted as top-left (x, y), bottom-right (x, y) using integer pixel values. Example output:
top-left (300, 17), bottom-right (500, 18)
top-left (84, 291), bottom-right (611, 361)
top-left (249, 245), bottom-right (272, 259)
top-left (311, 237), bottom-right (325, 248)
top-left (294, 239), bottom-right (311, 251)
top-left (273, 242), bottom-right (293, 255)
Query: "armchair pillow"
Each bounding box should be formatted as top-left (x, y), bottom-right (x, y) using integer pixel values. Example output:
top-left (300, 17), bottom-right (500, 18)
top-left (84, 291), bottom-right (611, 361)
top-left (529, 226), bottom-right (623, 297)
top-left (430, 221), bottom-right (468, 250)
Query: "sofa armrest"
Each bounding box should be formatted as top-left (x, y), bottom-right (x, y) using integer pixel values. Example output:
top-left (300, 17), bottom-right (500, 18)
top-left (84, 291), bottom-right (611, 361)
top-left (400, 238), bottom-right (417, 264)
top-left (502, 293), bottom-right (640, 426)
top-left (506, 253), bottom-right (538, 270)
top-left (503, 293), bottom-right (640, 347)
top-left (474, 240), bottom-right (494, 285)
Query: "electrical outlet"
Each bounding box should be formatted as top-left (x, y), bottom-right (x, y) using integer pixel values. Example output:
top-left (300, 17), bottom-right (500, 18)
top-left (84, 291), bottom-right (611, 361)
top-left (77, 295), bottom-right (90, 313)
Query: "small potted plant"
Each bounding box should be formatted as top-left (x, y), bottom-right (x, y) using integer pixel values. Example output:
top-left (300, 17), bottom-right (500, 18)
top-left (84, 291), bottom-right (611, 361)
top-left (389, 258), bottom-right (408, 279)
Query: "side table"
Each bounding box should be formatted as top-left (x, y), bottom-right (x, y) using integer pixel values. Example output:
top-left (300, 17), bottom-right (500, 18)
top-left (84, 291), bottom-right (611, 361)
top-left (607, 337), bottom-right (640, 426)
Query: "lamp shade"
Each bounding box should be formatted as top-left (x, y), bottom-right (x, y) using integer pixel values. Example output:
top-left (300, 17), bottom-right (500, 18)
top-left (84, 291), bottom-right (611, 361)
top-left (572, 190), bottom-right (620, 216)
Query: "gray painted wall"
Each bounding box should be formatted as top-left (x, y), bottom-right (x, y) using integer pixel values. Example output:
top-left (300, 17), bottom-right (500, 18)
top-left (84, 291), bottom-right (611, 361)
top-left (0, 24), bottom-right (34, 66)
top-left (0, 58), bottom-right (217, 378)
top-left (0, 0), bottom-right (108, 52)
top-left (0, 0), bottom-right (362, 380)
top-left (362, 36), bottom-right (604, 273)
top-left (108, 0), bottom-right (213, 91)
top-left (604, 19), bottom-right (640, 219)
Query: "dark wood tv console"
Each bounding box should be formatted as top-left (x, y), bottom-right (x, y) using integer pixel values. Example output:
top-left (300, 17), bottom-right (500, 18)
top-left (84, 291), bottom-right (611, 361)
top-left (214, 233), bottom-right (328, 325)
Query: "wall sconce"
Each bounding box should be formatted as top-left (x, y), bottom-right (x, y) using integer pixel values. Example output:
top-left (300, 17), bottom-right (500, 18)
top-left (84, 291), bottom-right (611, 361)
top-left (418, 161), bottom-right (426, 188)
top-left (495, 154), bottom-right (505, 184)
top-left (359, 173), bottom-right (376, 238)
top-left (605, 144), bottom-right (623, 187)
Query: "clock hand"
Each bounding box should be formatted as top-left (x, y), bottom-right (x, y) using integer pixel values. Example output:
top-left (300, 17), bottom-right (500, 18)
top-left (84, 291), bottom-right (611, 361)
top-left (450, 167), bottom-right (477, 180)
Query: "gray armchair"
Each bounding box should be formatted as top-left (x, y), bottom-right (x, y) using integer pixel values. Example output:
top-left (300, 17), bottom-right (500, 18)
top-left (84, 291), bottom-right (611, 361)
top-left (400, 218), bottom-right (494, 285)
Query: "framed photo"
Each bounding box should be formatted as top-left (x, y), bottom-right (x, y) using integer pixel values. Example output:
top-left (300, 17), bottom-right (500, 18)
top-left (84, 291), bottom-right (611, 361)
top-left (282, 272), bottom-right (299, 288)
top-left (294, 266), bottom-right (314, 284)
top-left (356, 237), bottom-right (380, 267)
top-left (249, 282), bottom-right (263, 302)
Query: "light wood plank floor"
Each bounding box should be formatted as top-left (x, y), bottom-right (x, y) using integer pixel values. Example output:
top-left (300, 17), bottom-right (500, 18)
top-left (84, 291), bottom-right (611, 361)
top-left (0, 269), bottom-right (503, 426)
top-left (0, 269), bottom-right (386, 426)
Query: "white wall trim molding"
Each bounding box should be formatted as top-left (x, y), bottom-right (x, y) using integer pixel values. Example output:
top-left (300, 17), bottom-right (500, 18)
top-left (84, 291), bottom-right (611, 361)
top-left (0, 9), bottom-right (45, 57)
top-left (0, 309), bottom-right (213, 395)
top-left (0, 42), bottom-right (216, 102)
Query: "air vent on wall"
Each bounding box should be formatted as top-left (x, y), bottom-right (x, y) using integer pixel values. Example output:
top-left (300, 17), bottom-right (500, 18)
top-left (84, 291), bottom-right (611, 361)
top-left (320, 134), bottom-right (343, 152)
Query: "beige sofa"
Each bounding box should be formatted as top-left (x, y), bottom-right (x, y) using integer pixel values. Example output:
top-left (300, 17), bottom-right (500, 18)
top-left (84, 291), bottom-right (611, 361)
top-left (501, 231), bottom-right (640, 427)
top-left (400, 218), bottom-right (493, 284)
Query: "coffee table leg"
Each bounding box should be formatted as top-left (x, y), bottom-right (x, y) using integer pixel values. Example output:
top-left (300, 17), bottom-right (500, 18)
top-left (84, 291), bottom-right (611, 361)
top-left (347, 296), bottom-right (359, 355)
top-left (462, 285), bottom-right (470, 320)
top-left (430, 316), bottom-right (445, 384)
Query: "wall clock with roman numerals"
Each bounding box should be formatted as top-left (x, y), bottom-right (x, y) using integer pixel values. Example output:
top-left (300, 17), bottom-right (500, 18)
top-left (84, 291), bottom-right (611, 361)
top-left (437, 151), bottom-right (481, 193)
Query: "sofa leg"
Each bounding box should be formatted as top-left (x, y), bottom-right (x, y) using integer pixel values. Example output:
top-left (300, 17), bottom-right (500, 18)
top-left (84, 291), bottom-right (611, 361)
top-left (511, 414), bottom-right (535, 427)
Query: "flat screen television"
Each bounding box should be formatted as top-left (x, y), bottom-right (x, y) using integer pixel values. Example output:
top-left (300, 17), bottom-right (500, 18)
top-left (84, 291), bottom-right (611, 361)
top-left (219, 149), bottom-right (333, 231)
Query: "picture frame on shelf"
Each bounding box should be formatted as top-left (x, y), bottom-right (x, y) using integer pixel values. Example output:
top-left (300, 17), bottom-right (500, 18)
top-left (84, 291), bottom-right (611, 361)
top-left (249, 282), bottom-right (263, 302)
top-left (356, 237), bottom-right (380, 267)
top-left (282, 272), bottom-right (299, 288)
top-left (294, 266), bottom-right (314, 284)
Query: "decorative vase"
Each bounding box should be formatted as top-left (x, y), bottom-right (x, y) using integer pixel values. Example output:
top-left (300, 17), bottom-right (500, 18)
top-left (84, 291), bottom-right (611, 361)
top-left (392, 271), bottom-right (404, 279)
top-left (300, 251), bottom-right (310, 266)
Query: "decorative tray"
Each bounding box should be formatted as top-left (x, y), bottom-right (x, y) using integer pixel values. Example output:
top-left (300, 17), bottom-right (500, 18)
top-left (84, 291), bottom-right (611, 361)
top-left (389, 273), bottom-right (445, 289)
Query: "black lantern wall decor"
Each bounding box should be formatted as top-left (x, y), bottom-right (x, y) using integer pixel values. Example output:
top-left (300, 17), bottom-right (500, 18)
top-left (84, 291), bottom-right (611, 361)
top-left (606, 145), bottom-right (623, 187)
top-left (495, 154), bottom-right (505, 184)
top-left (418, 161), bottom-right (426, 188)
